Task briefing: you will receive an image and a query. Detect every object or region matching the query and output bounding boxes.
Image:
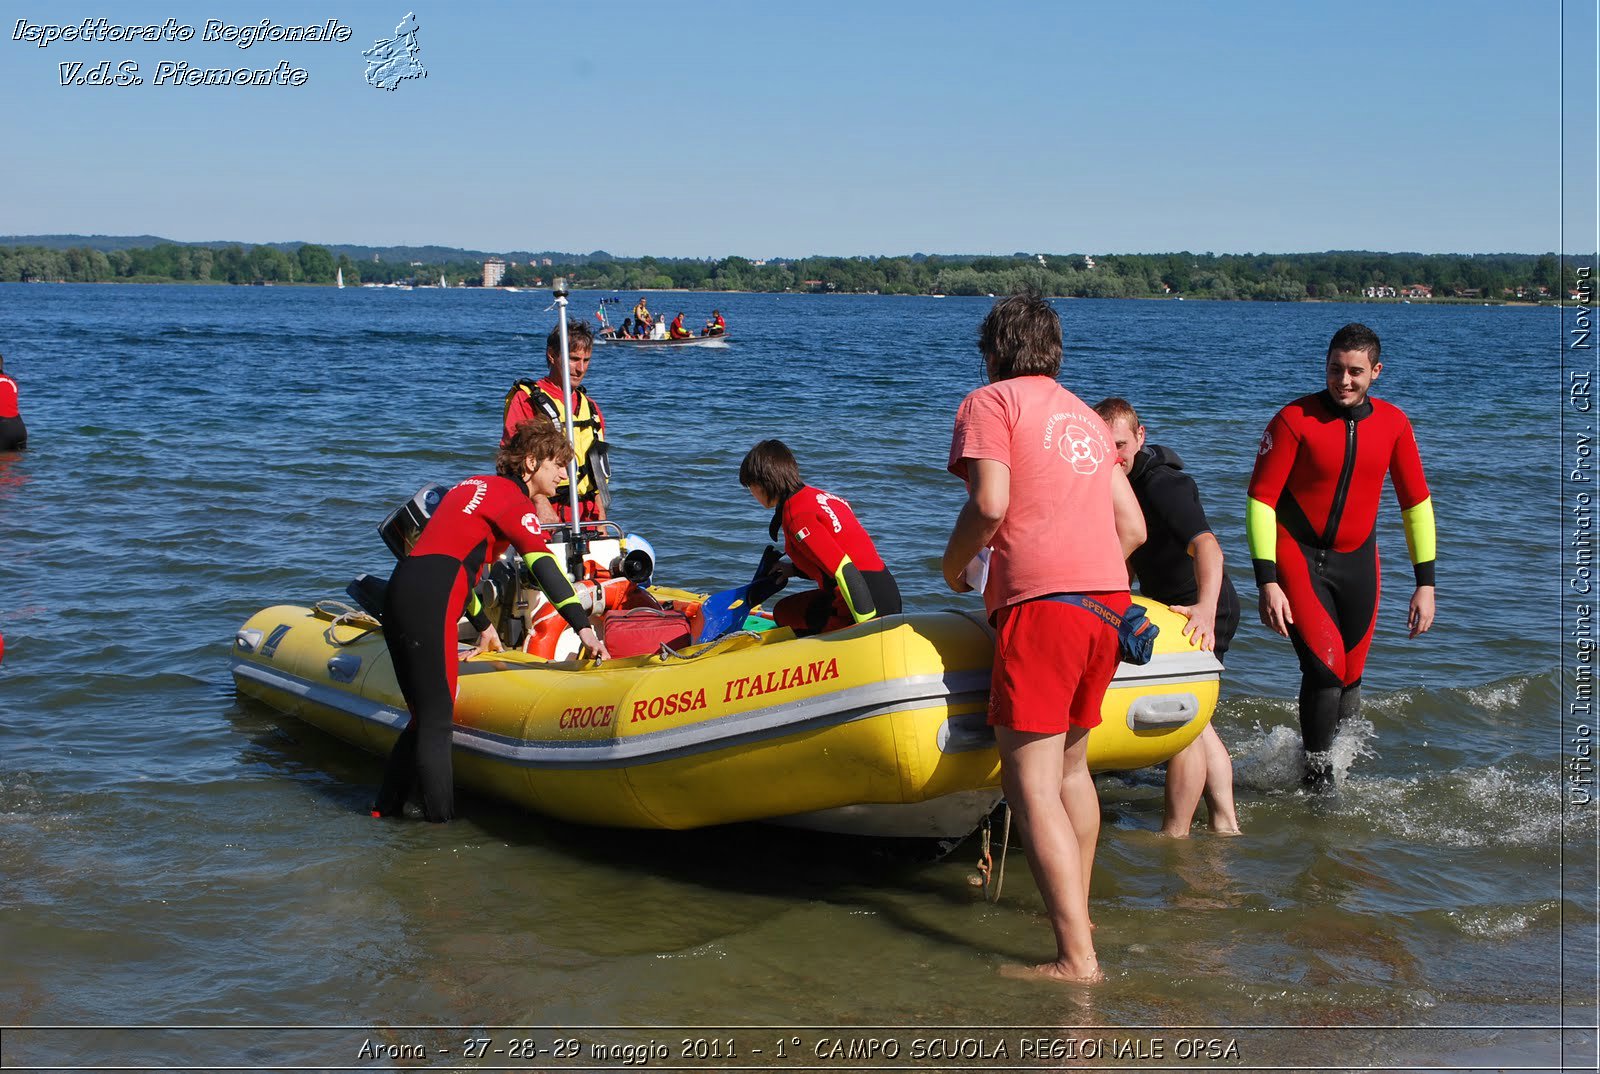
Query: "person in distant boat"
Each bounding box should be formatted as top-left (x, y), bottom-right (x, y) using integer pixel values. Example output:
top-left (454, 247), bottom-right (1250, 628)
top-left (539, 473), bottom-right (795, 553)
top-left (941, 294), bottom-right (1145, 984)
top-left (703, 310), bottom-right (726, 336)
top-left (374, 419), bottom-right (609, 822)
top-left (501, 320), bottom-right (610, 521)
top-left (0, 355), bottom-right (25, 451)
top-left (633, 295), bottom-right (651, 332)
top-left (650, 316), bottom-right (668, 340)
top-left (740, 439), bottom-right (901, 635)
top-left (668, 312), bottom-right (692, 339)
top-left (1247, 322), bottom-right (1436, 790)
top-left (1094, 396), bottom-right (1240, 837)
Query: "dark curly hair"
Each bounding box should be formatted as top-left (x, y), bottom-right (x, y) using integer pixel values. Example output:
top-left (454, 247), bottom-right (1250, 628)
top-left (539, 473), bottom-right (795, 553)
top-left (495, 418), bottom-right (573, 478)
top-left (978, 293), bottom-right (1062, 381)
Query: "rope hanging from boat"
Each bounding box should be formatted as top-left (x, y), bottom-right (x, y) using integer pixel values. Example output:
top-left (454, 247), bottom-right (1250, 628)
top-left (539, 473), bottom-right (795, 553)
top-left (975, 802), bottom-right (1014, 903)
top-left (313, 599), bottom-right (382, 647)
top-left (993, 802), bottom-right (1012, 902)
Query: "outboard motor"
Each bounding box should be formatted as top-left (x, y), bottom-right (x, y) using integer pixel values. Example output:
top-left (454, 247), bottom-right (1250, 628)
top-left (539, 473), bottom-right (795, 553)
top-left (377, 483), bottom-right (450, 561)
top-left (473, 551), bottom-right (527, 646)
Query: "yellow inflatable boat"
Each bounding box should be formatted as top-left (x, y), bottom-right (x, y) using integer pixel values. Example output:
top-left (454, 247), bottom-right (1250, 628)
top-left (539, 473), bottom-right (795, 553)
top-left (231, 593), bottom-right (1221, 841)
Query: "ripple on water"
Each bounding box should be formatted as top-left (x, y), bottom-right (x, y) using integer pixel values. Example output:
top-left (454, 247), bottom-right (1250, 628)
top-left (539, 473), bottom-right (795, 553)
top-left (0, 286), bottom-right (1570, 1037)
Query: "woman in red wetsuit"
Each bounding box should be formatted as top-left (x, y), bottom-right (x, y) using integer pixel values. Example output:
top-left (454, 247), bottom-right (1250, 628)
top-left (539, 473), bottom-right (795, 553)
top-left (374, 420), bottom-right (610, 822)
top-left (0, 354), bottom-right (26, 451)
top-left (1247, 323), bottom-right (1437, 788)
top-left (739, 439), bottom-right (901, 635)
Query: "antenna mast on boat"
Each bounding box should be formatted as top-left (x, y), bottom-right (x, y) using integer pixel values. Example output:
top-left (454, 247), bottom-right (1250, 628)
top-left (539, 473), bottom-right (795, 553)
top-left (552, 277), bottom-right (586, 571)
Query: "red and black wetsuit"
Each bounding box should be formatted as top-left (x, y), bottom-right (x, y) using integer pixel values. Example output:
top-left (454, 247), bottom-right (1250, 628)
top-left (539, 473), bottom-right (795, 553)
top-left (0, 373), bottom-right (25, 451)
top-left (375, 474), bottom-right (590, 821)
top-left (771, 485), bottom-right (901, 634)
top-left (1247, 390), bottom-right (1435, 778)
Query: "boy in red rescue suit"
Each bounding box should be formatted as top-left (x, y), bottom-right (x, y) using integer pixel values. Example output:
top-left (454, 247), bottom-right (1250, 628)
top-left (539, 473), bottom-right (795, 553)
top-left (1247, 322), bottom-right (1437, 789)
top-left (739, 439), bottom-right (901, 635)
top-left (375, 421), bottom-right (610, 822)
top-left (0, 354), bottom-right (26, 451)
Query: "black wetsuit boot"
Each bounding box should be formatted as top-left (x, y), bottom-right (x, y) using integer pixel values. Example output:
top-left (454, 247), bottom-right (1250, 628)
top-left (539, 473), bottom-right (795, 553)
top-left (1299, 675), bottom-right (1362, 791)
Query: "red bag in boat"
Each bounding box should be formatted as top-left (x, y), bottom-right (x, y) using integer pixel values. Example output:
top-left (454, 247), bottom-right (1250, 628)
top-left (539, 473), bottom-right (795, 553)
top-left (602, 607), bottom-right (692, 658)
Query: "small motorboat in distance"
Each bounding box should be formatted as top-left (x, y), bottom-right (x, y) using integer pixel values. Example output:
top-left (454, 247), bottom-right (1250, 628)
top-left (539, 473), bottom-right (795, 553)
top-left (600, 334), bottom-right (729, 348)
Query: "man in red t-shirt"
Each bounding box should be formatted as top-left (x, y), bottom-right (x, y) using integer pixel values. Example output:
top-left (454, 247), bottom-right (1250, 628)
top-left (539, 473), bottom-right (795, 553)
top-left (739, 439), bottom-right (900, 635)
top-left (942, 294), bottom-right (1146, 983)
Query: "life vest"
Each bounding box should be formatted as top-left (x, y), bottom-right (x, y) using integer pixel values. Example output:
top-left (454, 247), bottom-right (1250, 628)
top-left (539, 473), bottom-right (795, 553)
top-left (502, 379), bottom-right (606, 503)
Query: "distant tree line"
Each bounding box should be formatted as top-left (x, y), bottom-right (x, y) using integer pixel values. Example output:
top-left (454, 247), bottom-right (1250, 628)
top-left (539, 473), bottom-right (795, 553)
top-left (0, 243), bottom-right (374, 285)
top-left (0, 242), bottom-right (1586, 301)
top-left (470, 250), bottom-right (1588, 302)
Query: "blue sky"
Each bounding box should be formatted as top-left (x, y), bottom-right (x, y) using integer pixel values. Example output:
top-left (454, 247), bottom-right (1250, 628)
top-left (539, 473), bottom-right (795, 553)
top-left (2, 0), bottom-right (1594, 256)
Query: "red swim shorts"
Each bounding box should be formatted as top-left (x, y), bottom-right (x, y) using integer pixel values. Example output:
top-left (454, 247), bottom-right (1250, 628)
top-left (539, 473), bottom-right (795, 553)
top-left (988, 591), bottom-right (1130, 733)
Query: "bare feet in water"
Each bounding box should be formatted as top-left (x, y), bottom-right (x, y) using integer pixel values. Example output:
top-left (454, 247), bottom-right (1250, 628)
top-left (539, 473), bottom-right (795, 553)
top-left (1159, 819), bottom-right (1242, 838)
top-left (1000, 957), bottom-right (1104, 984)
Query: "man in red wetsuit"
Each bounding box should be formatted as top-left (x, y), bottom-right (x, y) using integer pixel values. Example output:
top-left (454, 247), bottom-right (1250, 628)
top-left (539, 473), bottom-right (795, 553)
top-left (501, 321), bottom-right (608, 521)
top-left (1247, 322), bottom-right (1437, 789)
top-left (0, 354), bottom-right (26, 451)
top-left (375, 420), bottom-right (610, 822)
top-left (668, 312), bottom-right (693, 339)
top-left (739, 439), bottom-right (901, 634)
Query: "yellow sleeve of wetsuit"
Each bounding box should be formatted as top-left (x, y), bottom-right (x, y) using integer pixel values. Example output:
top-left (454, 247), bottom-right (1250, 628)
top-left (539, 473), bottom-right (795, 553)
top-left (1246, 496), bottom-right (1279, 587)
top-left (465, 589), bottom-right (491, 631)
top-left (831, 556), bottom-right (878, 624)
top-left (1401, 496), bottom-right (1436, 586)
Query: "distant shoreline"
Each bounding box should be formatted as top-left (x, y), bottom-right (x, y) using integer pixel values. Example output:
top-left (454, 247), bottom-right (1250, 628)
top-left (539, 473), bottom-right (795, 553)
top-left (3, 238), bottom-right (1584, 304)
top-left (0, 279), bottom-right (1562, 308)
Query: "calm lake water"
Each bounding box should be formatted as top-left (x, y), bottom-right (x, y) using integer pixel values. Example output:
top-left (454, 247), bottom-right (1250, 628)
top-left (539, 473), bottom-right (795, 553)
top-left (0, 284), bottom-right (1592, 1071)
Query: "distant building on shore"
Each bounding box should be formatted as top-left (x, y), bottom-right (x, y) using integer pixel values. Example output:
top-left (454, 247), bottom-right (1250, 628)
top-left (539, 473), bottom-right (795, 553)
top-left (482, 257), bottom-right (506, 288)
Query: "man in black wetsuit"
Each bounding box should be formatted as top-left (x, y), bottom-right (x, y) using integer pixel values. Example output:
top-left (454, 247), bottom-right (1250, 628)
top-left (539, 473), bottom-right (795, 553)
top-left (1096, 397), bottom-right (1240, 836)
